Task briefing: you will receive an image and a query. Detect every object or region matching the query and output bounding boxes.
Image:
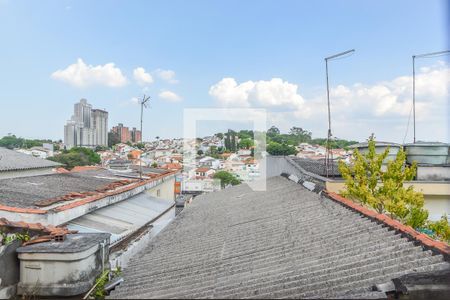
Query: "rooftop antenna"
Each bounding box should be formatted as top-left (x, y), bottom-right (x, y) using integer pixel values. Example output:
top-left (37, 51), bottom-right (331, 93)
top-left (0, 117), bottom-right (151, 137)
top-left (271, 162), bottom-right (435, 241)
top-left (324, 49), bottom-right (355, 178)
top-left (139, 94), bottom-right (151, 180)
top-left (412, 50), bottom-right (450, 143)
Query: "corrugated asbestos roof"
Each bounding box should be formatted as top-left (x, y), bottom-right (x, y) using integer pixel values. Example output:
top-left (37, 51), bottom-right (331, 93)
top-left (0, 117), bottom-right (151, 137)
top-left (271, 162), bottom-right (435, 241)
top-left (67, 193), bottom-right (173, 245)
top-left (291, 157), bottom-right (341, 177)
top-left (0, 147), bottom-right (61, 172)
top-left (109, 176), bottom-right (450, 299)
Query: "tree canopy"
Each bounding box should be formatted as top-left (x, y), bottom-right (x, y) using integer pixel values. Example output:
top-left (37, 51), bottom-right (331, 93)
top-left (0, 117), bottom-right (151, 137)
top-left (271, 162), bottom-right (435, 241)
top-left (338, 135), bottom-right (450, 243)
top-left (213, 170), bottom-right (241, 188)
top-left (49, 147), bottom-right (101, 170)
top-left (0, 135), bottom-right (52, 149)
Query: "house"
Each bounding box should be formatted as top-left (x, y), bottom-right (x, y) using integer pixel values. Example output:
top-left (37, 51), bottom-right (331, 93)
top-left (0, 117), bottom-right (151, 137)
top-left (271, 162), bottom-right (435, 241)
top-left (0, 147), bottom-right (61, 179)
top-left (198, 156), bottom-right (220, 169)
top-left (109, 176), bottom-right (450, 299)
top-left (0, 151), bottom-right (181, 297)
top-left (195, 167), bottom-right (215, 178)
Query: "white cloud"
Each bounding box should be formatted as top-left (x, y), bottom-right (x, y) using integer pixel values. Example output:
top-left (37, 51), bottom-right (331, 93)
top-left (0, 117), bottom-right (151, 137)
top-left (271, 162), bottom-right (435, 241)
top-left (133, 67), bottom-right (154, 86)
top-left (159, 90), bottom-right (182, 102)
top-left (326, 62), bottom-right (450, 119)
top-left (210, 63), bottom-right (450, 143)
top-left (51, 58), bottom-right (127, 88)
top-left (209, 78), bottom-right (306, 113)
top-left (155, 69), bottom-right (178, 83)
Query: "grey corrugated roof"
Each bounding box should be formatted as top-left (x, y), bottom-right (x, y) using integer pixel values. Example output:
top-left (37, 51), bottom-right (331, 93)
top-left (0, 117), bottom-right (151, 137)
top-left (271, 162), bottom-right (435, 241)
top-left (291, 157), bottom-right (341, 177)
top-left (0, 147), bottom-right (61, 172)
top-left (109, 176), bottom-right (450, 299)
top-left (0, 170), bottom-right (117, 208)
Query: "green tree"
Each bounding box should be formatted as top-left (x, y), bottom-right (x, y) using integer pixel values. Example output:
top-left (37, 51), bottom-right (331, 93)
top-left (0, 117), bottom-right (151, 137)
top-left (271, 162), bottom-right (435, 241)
top-left (266, 142), bottom-right (297, 156)
top-left (215, 133), bottom-right (224, 139)
top-left (213, 171), bottom-right (241, 188)
top-left (197, 149), bottom-right (204, 156)
top-left (238, 138), bottom-right (254, 149)
top-left (151, 162), bottom-right (158, 168)
top-left (135, 143), bottom-right (145, 149)
top-left (108, 132), bottom-right (120, 147)
top-left (338, 135), bottom-right (428, 228)
top-left (49, 147), bottom-right (101, 170)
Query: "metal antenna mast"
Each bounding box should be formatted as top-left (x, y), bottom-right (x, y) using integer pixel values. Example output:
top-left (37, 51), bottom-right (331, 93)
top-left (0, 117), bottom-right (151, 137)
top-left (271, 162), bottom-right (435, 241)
top-left (412, 50), bottom-right (450, 143)
top-left (324, 49), bottom-right (355, 178)
top-left (139, 94), bottom-right (151, 180)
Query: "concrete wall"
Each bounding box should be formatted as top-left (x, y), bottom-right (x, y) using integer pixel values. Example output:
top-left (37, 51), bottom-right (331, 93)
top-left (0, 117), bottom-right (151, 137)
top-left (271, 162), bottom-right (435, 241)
top-left (326, 180), bottom-right (450, 221)
top-left (17, 236), bottom-right (109, 297)
top-left (417, 165), bottom-right (450, 181)
top-left (0, 240), bottom-right (21, 299)
top-left (146, 176), bottom-right (175, 201)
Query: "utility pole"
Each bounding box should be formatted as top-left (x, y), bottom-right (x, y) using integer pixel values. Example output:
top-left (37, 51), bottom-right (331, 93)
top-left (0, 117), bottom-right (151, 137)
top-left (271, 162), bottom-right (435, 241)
top-left (324, 49), bottom-right (355, 178)
top-left (412, 50), bottom-right (450, 143)
top-left (139, 94), bottom-right (150, 180)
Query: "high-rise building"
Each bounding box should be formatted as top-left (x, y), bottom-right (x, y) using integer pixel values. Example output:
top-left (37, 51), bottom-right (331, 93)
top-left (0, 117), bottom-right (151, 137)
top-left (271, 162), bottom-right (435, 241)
top-left (131, 127), bottom-right (142, 143)
top-left (64, 99), bottom-right (108, 149)
top-left (111, 124), bottom-right (141, 143)
top-left (92, 109), bottom-right (108, 147)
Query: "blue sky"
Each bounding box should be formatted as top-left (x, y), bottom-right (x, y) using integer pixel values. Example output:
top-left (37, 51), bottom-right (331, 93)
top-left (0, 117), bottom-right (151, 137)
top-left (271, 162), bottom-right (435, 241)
top-left (0, 0), bottom-right (448, 142)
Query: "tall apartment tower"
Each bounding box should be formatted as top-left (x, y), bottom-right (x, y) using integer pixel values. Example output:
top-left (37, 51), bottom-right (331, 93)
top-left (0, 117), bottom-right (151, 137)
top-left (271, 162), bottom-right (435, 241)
top-left (64, 99), bottom-right (108, 149)
top-left (92, 109), bottom-right (108, 147)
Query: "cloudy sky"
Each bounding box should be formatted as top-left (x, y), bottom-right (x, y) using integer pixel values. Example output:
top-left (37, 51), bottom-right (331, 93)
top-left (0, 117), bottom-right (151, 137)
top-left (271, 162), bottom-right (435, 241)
top-left (0, 0), bottom-right (448, 143)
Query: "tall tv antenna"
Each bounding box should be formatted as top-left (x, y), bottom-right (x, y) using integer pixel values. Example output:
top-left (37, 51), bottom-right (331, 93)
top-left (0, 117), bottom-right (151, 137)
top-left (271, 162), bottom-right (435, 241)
top-left (139, 94), bottom-right (151, 180)
top-left (324, 49), bottom-right (355, 178)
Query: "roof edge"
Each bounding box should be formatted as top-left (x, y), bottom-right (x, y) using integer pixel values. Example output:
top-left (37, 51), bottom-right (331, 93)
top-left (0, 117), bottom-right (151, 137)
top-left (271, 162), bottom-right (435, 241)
top-left (324, 191), bottom-right (450, 260)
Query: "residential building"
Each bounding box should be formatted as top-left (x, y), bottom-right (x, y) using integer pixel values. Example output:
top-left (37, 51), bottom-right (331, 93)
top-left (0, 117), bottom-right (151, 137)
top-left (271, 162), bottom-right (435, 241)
top-left (111, 124), bottom-right (142, 143)
top-left (92, 109), bottom-right (108, 147)
top-left (64, 99), bottom-right (108, 149)
top-left (0, 147), bottom-right (61, 179)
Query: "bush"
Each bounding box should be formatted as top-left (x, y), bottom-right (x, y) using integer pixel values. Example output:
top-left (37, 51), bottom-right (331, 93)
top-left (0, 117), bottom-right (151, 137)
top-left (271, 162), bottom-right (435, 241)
top-left (338, 135), bottom-right (428, 228)
top-left (49, 147), bottom-right (100, 170)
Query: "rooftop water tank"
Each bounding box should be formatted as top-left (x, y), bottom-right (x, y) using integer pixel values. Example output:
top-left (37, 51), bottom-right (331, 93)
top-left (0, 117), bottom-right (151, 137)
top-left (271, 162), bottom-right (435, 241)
top-left (16, 233), bottom-right (110, 297)
top-left (349, 141), bottom-right (402, 164)
top-left (404, 142), bottom-right (450, 165)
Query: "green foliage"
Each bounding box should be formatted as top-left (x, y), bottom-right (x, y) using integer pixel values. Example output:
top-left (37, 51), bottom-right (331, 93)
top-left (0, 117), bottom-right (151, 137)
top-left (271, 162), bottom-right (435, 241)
top-left (213, 171), bottom-right (241, 188)
top-left (267, 141), bottom-right (297, 156)
top-left (95, 145), bottom-right (108, 152)
top-left (49, 147), bottom-right (101, 170)
top-left (267, 126), bottom-right (280, 137)
top-left (108, 132), bottom-right (120, 147)
top-left (215, 132), bottom-right (224, 139)
top-left (238, 138), bottom-right (254, 149)
top-left (338, 135), bottom-right (428, 228)
top-left (0, 231), bottom-right (30, 245)
top-left (0, 134), bottom-right (52, 149)
top-left (92, 267), bottom-right (122, 299)
top-left (311, 138), bottom-right (358, 149)
top-left (197, 149), bottom-right (204, 156)
top-left (135, 143), bottom-right (145, 149)
top-left (151, 162), bottom-right (158, 168)
top-left (427, 215), bottom-right (450, 243)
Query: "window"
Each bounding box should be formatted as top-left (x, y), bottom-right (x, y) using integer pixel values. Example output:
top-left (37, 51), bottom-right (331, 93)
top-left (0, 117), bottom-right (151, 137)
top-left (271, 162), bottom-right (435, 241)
top-left (157, 189), bottom-right (161, 197)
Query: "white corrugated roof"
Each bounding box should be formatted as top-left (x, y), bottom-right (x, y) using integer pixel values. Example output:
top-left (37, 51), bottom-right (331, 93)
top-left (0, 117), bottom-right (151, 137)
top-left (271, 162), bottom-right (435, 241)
top-left (67, 192), bottom-right (174, 245)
